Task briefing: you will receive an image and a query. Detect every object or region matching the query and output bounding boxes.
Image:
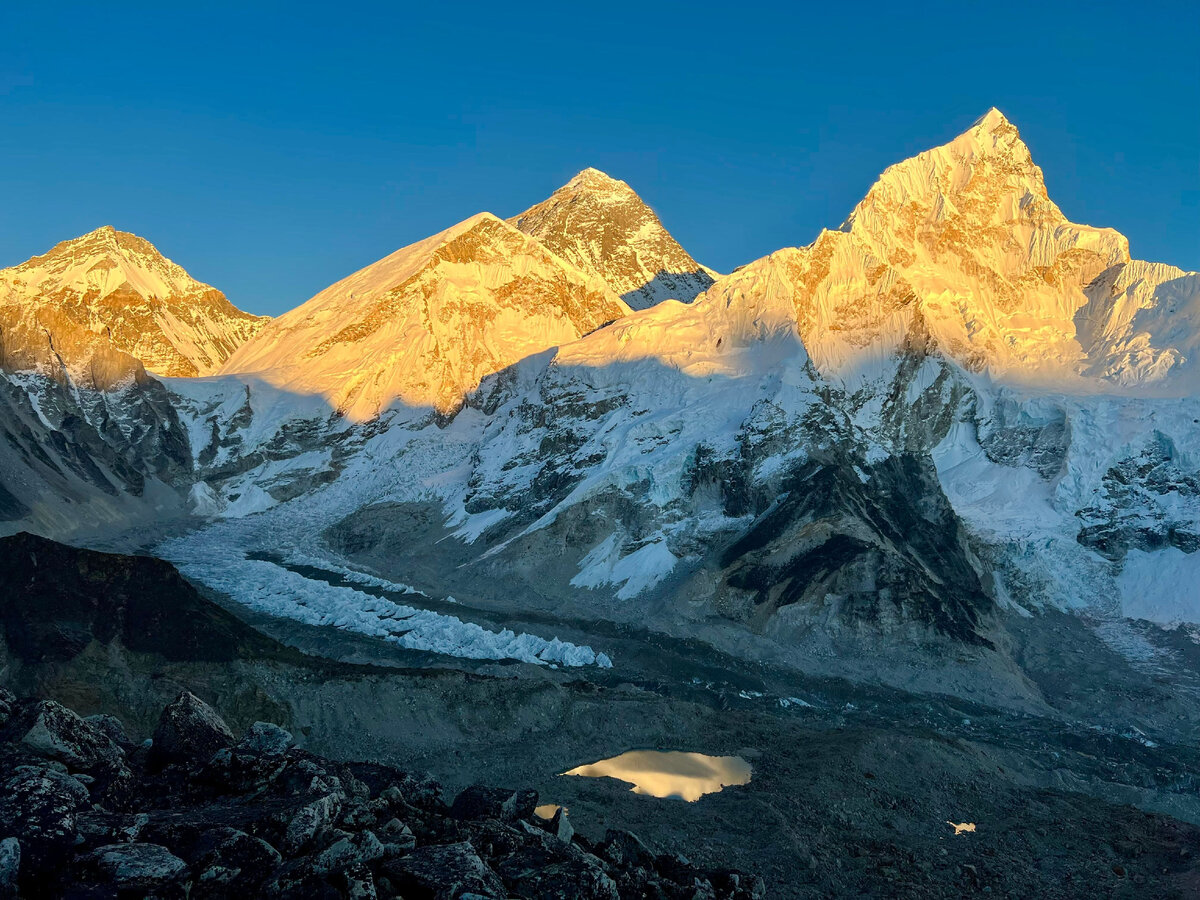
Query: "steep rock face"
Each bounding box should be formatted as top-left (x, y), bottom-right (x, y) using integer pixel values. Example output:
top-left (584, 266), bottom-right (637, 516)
top-left (221, 213), bottom-right (630, 419)
top-left (0, 227), bottom-right (267, 378)
top-left (0, 532), bottom-right (293, 664)
top-left (0, 369), bottom-right (194, 539)
top-left (510, 168), bottom-right (716, 310)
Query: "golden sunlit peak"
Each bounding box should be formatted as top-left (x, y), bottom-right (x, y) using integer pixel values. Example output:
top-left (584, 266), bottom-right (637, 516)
top-left (973, 106), bottom-right (1012, 130)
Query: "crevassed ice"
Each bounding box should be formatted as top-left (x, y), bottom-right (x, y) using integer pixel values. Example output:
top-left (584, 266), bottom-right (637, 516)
top-left (171, 552), bottom-right (612, 668)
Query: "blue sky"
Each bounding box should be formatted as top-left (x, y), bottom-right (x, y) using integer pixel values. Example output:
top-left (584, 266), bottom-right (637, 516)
top-left (2, 1), bottom-right (1197, 316)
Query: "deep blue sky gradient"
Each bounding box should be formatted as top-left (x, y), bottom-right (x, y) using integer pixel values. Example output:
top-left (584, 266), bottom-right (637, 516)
top-left (2, 1), bottom-right (1197, 315)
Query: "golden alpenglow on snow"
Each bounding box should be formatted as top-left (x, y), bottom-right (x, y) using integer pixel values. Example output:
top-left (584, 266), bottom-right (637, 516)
top-left (221, 212), bottom-right (631, 419)
top-left (561, 751), bottom-right (752, 801)
top-left (697, 108), bottom-right (1197, 392)
top-left (510, 167), bottom-right (717, 310)
top-left (0, 226), bottom-right (267, 382)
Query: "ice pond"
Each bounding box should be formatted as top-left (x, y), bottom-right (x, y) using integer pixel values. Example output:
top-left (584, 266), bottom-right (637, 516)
top-left (561, 750), bottom-right (752, 801)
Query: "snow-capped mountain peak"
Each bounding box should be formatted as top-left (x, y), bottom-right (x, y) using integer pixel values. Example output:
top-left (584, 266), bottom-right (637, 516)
top-left (510, 168), bottom-right (717, 310)
top-left (0, 226), bottom-right (267, 378)
top-left (221, 211), bottom-right (630, 420)
top-left (752, 109), bottom-right (1148, 387)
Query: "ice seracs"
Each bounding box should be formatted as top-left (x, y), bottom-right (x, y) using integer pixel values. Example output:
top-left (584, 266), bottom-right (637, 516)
top-left (0, 226), bottom-right (267, 380)
top-left (221, 212), bottom-right (630, 420)
top-left (510, 167), bottom-right (717, 310)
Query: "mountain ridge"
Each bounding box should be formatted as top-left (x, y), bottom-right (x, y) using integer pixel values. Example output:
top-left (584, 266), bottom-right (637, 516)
top-left (220, 212), bottom-right (631, 419)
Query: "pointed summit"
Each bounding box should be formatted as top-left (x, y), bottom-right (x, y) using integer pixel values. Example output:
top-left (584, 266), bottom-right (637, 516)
top-left (510, 169), bottom-right (717, 311)
top-left (0, 228), bottom-right (267, 379)
top-left (973, 106), bottom-right (1011, 130)
top-left (222, 212), bottom-right (629, 419)
top-left (564, 167), bottom-right (636, 196)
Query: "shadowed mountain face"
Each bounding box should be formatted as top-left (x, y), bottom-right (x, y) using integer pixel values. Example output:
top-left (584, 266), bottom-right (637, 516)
top-left (510, 168), bottom-right (716, 310)
top-left (0, 532), bottom-right (292, 664)
top-left (712, 454), bottom-right (993, 647)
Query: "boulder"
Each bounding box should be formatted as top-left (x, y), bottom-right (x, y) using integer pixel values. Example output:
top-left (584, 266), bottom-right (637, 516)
top-left (284, 793), bottom-right (344, 855)
top-left (84, 713), bottom-right (130, 746)
top-left (150, 691), bottom-right (234, 767)
top-left (312, 830), bottom-right (384, 876)
top-left (12, 700), bottom-right (125, 773)
top-left (547, 807), bottom-right (574, 844)
top-left (90, 842), bottom-right (189, 893)
top-left (0, 689), bottom-right (15, 729)
top-left (0, 838), bottom-right (18, 899)
top-left (450, 784), bottom-right (538, 823)
top-left (261, 858), bottom-right (343, 899)
top-left (378, 817), bottom-right (416, 855)
top-left (709, 869), bottom-right (768, 899)
top-left (598, 828), bottom-right (655, 869)
top-left (191, 825), bottom-right (282, 873)
top-left (494, 843), bottom-right (620, 900)
top-left (237, 721), bottom-right (294, 756)
top-left (0, 767), bottom-right (89, 863)
top-left (385, 841), bottom-right (506, 898)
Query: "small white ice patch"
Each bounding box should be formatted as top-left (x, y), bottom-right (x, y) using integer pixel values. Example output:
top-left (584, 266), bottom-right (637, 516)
top-left (571, 535), bottom-right (677, 600)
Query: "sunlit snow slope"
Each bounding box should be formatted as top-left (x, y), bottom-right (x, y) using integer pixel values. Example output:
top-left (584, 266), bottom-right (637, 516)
top-left (221, 213), bottom-right (630, 419)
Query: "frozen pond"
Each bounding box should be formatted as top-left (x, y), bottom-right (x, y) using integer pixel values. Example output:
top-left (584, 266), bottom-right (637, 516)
top-left (562, 750), bottom-right (752, 801)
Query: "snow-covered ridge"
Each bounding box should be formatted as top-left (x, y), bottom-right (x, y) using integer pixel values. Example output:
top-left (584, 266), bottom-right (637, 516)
top-left (220, 212), bottom-right (630, 420)
top-left (0, 226), bottom-right (268, 378)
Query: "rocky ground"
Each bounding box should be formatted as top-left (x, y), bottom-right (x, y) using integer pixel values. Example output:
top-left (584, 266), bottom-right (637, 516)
top-left (0, 689), bottom-right (762, 899)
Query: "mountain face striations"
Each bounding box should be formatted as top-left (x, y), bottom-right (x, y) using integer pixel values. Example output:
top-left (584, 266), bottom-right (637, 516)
top-left (510, 168), bottom-right (717, 310)
top-left (0, 226), bottom-right (267, 381)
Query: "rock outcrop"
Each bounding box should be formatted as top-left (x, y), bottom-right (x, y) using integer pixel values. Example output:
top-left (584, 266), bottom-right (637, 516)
top-left (0, 689), bottom-right (763, 899)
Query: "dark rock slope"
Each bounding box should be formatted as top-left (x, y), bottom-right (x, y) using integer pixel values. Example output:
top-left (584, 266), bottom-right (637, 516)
top-left (0, 532), bottom-right (295, 666)
top-left (0, 688), bottom-right (762, 899)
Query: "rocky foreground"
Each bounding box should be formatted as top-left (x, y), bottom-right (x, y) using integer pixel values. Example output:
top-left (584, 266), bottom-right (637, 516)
top-left (0, 690), bottom-right (762, 899)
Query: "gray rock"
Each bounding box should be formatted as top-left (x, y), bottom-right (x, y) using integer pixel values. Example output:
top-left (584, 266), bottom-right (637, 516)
top-left (341, 864), bottom-right (377, 900)
top-left (0, 689), bottom-right (15, 729)
top-left (83, 713), bottom-right (129, 746)
top-left (192, 825), bottom-right (282, 873)
top-left (284, 793), bottom-right (344, 855)
top-left (0, 768), bottom-right (89, 859)
top-left (450, 783), bottom-right (538, 822)
top-left (16, 700), bottom-right (124, 772)
top-left (91, 842), bottom-right (188, 889)
top-left (150, 691), bottom-right (234, 766)
top-left (549, 807), bottom-right (574, 844)
top-left (599, 828), bottom-right (655, 869)
top-left (313, 830), bottom-right (383, 876)
top-left (385, 841), bottom-right (505, 898)
top-left (0, 838), bottom-right (19, 897)
top-left (237, 721), bottom-right (294, 756)
top-left (494, 843), bottom-right (620, 900)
